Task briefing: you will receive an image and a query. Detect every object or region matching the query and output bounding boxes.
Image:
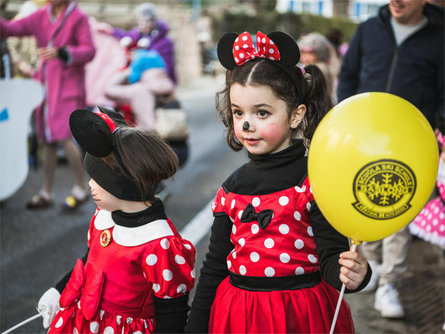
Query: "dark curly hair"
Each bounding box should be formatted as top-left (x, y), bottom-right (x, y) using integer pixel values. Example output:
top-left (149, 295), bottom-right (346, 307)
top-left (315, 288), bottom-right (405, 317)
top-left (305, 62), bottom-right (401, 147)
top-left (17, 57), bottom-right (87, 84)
top-left (102, 127), bottom-right (178, 202)
top-left (216, 58), bottom-right (332, 151)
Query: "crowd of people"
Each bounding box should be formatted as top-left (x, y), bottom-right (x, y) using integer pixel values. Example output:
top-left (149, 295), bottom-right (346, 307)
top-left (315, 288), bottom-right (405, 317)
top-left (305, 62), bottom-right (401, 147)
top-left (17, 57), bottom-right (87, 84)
top-left (1, 0), bottom-right (444, 332)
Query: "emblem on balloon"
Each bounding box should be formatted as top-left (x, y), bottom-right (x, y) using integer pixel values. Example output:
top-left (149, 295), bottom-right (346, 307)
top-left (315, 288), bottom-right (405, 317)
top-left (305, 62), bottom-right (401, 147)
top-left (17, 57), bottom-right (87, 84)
top-left (352, 159), bottom-right (416, 220)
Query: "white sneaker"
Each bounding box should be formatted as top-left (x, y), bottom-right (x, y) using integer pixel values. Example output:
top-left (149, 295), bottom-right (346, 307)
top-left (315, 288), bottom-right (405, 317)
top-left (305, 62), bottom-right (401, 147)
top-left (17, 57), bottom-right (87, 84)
top-left (360, 260), bottom-right (380, 293)
top-left (374, 284), bottom-right (405, 318)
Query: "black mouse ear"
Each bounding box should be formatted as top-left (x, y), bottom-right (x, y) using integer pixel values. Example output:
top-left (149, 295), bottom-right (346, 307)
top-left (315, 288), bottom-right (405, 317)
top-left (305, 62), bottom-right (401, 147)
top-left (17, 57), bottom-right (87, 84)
top-left (69, 109), bottom-right (118, 158)
top-left (217, 32), bottom-right (239, 70)
top-left (267, 31), bottom-right (300, 68)
top-left (97, 106), bottom-right (128, 127)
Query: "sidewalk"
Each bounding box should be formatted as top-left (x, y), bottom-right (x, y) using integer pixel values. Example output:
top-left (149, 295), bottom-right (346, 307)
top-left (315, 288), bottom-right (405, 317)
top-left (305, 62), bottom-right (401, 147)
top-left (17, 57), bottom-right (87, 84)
top-left (179, 75), bottom-right (445, 333)
top-left (346, 237), bottom-right (445, 333)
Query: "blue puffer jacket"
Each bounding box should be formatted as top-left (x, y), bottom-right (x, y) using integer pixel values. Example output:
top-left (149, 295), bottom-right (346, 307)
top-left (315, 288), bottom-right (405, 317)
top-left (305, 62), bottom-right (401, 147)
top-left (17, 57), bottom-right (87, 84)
top-left (337, 3), bottom-right (444, 128)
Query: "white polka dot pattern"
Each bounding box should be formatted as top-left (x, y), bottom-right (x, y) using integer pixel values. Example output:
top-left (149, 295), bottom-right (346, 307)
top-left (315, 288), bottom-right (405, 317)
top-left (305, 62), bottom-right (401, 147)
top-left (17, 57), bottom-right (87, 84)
top-left (55, 316), bottom-right (63, 328)
top-left (251, 224), bottom-right (259, 234)
top-left (175, 255), bottom-right (186, 264)
top-left (308, 254), bottom-right (318, 264)
top-left (212, 177), bottom-right (319, 277)
top-left (163, 269), bottom-right (173, 281)
top-left (294, 239), bottom-right (304, 249)
top-left (90, 322), bottom-right (99, 333)
top-left (264, 238), bottom-right (275, 248)
top-left (280, 253), bottom-right (290, 263)
top-left (279, 196), bottom-right (289, 206)
top-left (250, 252), bottom-right (260, 262)
top-left (279, 224), bottom-right (289, 234)
top-left (265, 267), bottom-right (275, 277)
top-left (232, 32), bottom-right (280, 66)
top-left (410, 181), bottom-right (445, 248)
top-left (307, 226), bottom-right (314, 237)
top-left (104, 326), bottom-right (114, 334)
top-left (177, 284), bottom-right (187, 293)
top-left (146, 254), bottom-right (157, 266)
top-left (239, 265), bottom-right (247, 275)
top-left (160, 238), bottom-right (170, 249)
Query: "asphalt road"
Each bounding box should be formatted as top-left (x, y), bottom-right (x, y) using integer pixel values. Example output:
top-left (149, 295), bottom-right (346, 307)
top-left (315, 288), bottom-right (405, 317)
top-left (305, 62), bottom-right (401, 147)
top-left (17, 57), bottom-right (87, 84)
top-left (1, 75), bottom-right (444, 333)
top-left (0, 75), bottom-right (248, 333)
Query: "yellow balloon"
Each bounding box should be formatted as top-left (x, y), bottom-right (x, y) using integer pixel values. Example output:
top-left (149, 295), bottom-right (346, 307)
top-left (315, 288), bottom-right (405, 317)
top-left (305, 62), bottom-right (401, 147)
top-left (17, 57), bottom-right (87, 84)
top-left (308, 92), bottom-right (438, 242)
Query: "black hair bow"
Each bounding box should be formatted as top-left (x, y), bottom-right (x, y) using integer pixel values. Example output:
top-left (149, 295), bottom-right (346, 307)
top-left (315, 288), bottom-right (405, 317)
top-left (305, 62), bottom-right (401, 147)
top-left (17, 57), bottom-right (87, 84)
top-left (240, 203), bottom-right (273, 229)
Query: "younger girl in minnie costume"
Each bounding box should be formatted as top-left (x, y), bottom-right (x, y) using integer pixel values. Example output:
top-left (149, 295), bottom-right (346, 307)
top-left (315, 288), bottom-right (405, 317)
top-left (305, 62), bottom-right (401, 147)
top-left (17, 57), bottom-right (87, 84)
top-left (36, 107), bottom-right (196, 333)
top-left (185, 31), bottom-right (372, 333)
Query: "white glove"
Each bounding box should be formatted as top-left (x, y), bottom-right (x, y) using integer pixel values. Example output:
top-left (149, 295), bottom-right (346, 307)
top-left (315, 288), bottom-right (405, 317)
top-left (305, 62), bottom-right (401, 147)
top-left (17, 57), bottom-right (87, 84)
top-left (37, 287), bottom-right (60, 329)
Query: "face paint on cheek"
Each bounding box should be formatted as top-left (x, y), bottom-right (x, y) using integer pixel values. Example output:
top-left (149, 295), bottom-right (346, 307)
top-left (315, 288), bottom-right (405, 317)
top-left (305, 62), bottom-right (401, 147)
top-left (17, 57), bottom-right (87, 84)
top-left (259, 122), bottom-right (283, 142)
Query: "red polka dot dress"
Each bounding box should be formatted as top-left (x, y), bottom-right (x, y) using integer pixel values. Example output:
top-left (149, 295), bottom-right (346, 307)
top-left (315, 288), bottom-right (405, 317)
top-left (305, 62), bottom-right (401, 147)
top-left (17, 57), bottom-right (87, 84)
top-left (212, 176), bottom-right (319, 279)
top-left (410, 160), bottom-right (445, 249)
top-left (49, 200), bottom-right (196, 334)
top-left (186, 142), bottom-right (368, 334)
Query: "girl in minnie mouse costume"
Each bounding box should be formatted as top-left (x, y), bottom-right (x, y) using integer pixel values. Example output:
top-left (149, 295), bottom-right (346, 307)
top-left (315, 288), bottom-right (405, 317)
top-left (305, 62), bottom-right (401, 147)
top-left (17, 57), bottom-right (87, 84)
top-left (37, 107), bottom-right (196, 333)
top-left (185, 31), bottom-right (371, 333)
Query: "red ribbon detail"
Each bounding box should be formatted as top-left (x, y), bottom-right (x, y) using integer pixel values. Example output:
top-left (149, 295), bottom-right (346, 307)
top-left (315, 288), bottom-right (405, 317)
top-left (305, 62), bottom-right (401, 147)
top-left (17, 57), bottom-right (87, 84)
top-left (95, 111), bottom-right (118, 133)
top-left (232, 31), bottom-right (280, 66)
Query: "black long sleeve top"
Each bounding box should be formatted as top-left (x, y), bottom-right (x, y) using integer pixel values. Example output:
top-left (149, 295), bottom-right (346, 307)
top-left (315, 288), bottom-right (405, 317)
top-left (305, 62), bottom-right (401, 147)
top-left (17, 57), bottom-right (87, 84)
top-left (185, 142), bottom-right (371, 333)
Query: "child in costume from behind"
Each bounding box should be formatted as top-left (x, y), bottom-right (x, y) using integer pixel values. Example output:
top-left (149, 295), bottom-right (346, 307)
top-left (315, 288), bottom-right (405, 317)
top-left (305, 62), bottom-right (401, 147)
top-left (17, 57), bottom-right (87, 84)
top-left (185, 31), bottom-right (371, 333)
top-left (410, 129), bottom-right (445, 249)
top-left (37, 107), bottom-right (196, 333)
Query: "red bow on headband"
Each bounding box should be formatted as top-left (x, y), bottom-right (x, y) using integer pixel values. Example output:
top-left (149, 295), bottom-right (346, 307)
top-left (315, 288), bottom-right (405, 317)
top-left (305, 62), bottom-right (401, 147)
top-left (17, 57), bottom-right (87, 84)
top-left (232, 31), bottom-right (280, 66)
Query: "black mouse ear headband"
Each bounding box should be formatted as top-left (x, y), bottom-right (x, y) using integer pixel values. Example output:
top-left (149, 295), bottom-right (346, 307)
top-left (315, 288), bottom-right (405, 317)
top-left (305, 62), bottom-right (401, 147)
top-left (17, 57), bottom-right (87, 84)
top-left (217, 31), bottom-right (301, 70)
top-left (69, 108), bottom-right (148, 201)
top-left (69, 107), bottom-right (123, 158)
top-left (217, 31), bottom-right (305, 98)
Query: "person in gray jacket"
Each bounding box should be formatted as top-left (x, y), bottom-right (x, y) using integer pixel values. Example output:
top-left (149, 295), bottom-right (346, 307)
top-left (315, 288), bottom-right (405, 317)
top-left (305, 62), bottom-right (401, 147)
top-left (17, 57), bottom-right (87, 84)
top-left (337, 0), bottom-right (444, 319)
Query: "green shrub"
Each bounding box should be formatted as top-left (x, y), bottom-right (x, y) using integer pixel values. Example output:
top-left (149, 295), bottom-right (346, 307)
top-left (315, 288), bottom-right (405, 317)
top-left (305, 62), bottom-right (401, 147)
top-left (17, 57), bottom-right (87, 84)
top-left (211, 10), bottom-right (357, 44)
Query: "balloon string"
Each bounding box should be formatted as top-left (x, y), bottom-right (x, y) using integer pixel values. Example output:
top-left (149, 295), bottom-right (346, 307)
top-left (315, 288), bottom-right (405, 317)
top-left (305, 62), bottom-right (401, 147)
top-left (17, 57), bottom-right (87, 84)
top-left (1, 313), bottom-right (41, 334)
top-left (329, 242), bottom-right (359, 334)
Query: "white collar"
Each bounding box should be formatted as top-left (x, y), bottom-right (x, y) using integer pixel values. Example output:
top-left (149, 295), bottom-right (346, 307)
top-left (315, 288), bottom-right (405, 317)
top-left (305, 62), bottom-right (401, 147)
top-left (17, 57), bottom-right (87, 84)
top-left (94, 209), bottom-right (174, 247)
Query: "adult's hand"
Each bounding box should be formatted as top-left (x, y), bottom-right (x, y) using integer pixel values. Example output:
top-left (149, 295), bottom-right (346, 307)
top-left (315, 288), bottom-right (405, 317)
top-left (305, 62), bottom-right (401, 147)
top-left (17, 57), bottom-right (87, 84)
top-left (38, 47), bottom-right (59, 61)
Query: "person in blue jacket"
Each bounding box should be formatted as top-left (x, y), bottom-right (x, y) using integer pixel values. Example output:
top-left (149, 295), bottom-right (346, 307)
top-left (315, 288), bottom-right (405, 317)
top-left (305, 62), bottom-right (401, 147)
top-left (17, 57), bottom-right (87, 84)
top-left (337, 0), bottom-right (444, 319)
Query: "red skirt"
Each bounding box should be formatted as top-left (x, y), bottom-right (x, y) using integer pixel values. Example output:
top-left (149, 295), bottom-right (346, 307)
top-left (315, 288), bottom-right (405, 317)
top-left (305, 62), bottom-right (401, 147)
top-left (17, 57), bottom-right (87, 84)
top-left (47, 304), bottom-right (155, 334)
top-left (209, 277), bottom-right (355, 333)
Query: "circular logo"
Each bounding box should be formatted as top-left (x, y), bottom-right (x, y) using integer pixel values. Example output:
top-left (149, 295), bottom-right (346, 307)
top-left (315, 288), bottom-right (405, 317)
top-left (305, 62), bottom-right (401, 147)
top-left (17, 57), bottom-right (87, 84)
top-left (100, 229), bottom-right (112, 247)
top-left (352, 159), bottom-right (416, 220)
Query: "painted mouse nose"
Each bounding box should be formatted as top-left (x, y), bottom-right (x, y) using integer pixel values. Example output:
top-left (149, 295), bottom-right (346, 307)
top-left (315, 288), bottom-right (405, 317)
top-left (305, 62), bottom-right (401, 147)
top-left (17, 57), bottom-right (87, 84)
top-left (243, 121), bottom-right (250, 131)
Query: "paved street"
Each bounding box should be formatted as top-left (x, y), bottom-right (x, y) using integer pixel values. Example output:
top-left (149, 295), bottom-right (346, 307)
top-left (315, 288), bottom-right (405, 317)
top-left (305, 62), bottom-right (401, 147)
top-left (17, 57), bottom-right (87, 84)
top-left (1, 75), bottom-right (444, 333)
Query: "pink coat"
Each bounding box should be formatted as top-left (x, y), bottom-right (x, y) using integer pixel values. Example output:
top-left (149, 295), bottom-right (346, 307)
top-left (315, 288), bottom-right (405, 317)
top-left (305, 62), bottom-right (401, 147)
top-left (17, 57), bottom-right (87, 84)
top-left (0, 3), bottom-right (95, 142)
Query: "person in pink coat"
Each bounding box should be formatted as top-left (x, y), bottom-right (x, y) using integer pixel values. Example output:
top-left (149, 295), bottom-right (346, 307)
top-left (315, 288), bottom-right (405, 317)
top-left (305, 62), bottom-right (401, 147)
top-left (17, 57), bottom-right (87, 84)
top-left (0, 0), bottom-right (96, 209)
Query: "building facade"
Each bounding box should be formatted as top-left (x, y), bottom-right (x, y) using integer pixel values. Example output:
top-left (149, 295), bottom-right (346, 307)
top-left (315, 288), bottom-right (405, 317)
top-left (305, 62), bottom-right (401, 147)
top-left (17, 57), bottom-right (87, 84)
top-left (276, 0), bottom-right (389, 21)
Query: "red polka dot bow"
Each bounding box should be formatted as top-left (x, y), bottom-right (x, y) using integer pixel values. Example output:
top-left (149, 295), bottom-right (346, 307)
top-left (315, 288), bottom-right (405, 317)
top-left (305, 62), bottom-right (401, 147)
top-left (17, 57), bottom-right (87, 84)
top-left (232, 31), bottom-right (280, 66)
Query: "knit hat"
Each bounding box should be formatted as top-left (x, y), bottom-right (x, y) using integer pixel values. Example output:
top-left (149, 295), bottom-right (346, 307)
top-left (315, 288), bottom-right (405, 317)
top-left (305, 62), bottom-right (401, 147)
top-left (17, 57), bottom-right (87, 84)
top-left (298, 32), bottom-right (334, 64)
top-left (136, 3), bottom-right (157, 19)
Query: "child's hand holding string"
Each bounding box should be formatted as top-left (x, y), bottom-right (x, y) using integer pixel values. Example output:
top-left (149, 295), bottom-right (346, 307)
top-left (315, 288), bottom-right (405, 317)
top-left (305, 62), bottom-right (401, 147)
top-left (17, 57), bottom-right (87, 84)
top-left (338, 245), bottom-right (369, 290)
